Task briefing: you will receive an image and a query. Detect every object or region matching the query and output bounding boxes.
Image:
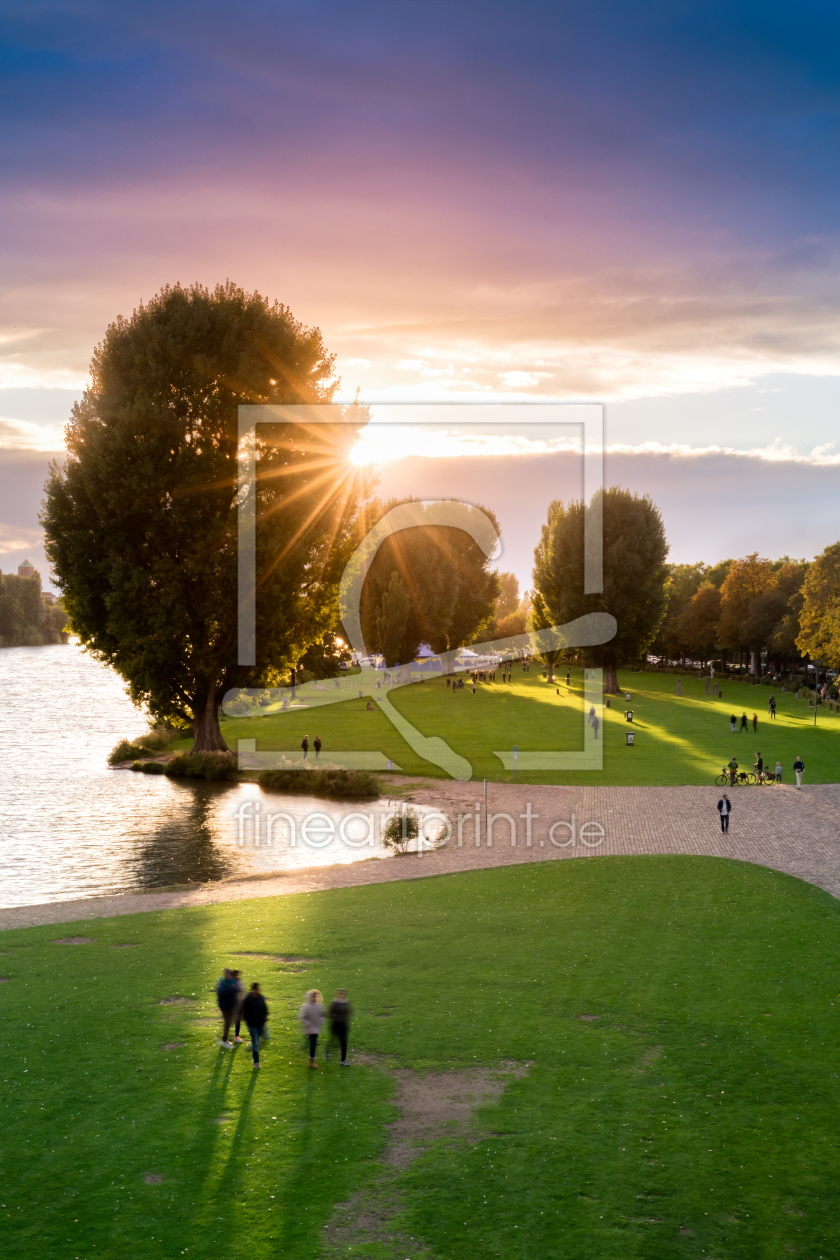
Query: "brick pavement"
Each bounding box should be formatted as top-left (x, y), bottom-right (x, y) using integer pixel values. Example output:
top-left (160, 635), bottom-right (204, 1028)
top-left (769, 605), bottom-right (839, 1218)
top-left (2, 782), bottom-right (838, 930)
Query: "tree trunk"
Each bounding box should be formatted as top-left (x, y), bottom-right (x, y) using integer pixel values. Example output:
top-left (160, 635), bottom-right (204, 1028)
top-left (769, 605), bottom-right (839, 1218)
top-left (191, 685), bottom-right (230, 753)
top-left (603, 661), bottom-right (619, 694)
top-left (398, 662), bottom-right (412, 685)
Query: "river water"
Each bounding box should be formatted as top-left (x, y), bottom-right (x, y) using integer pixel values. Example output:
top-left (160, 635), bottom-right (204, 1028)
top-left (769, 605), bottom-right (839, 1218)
top-left (0, 643), bottom-right (422, 909)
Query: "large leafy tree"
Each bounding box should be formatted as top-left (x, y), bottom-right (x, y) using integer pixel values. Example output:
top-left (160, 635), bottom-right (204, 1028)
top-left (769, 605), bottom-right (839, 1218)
top-left (797, 542), bottom-right (840, 668)
top-left (676, 583), bottom-right (722, 667)
top-left (358, 499), bottom-right (501, 674)
top-left (531, 486), bottom-right (669, 693)
top-left (717, 553), bottom-right (778, 653)
top-left (42, 282), bottom-right (366, 751)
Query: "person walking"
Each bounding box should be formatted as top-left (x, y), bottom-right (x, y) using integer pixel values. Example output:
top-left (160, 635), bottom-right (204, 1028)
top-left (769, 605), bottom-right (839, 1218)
top-left (326, 989), bottom-right (352, 1066)
top-left (215, 968), bottom-right (240, 1048)
top-left (299, 989), bottom-right (326, 1068)
top-left (314, 735), bottom-right (322, 760)
top-left (768, 696), bottom-right (777, 720)
top-left (793, 755), bottom-right (805, 790)
top-left (740, 712), bottom-right (748, 732)
top-left (730, 714), bottom-right (737, 733)
top-left (230, 969), bottom-right (244, 1043)
top-left (301, 735), bottom-right (309, 759)
top-left (752, 712), bottom-right (758, 732)
top-left (717, 793), bottom-right (732, 834)
top-left (587, 705), bottom-right (596, 726)
top-left (241, 982), bottom-right (269, 1070)
top-left (592, 714), bottom-right (600, 740)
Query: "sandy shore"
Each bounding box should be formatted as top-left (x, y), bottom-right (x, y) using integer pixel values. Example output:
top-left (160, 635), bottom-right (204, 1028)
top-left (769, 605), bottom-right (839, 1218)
top-left (3, 779), bottom-right (839, 930)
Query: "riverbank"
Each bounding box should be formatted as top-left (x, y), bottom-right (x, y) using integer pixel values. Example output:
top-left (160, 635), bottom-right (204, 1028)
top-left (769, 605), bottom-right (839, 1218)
top-left (5, 779), bottom-right (839, 928)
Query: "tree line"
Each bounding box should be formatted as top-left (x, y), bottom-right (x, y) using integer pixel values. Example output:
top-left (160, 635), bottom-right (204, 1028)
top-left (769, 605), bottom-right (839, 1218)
top-left (40, 282), bottom-right (840, 751)
top-left (0, 570), bottom-right (67, 648)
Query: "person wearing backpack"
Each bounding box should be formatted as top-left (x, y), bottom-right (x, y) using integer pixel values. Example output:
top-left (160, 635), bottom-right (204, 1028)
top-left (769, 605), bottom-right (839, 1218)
top-left (793, 755), bottom-right (805, 789)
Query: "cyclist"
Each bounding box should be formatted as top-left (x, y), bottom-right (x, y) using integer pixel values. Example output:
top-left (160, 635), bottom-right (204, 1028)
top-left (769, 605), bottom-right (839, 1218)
top-left (754, 751), bottom-right (763, 778)
top-left (728, 755), bottom-right (739, 786)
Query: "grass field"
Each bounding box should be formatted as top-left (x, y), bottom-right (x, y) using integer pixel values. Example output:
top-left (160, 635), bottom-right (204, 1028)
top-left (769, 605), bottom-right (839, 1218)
top-left (208, 669), bottom-right (840, 785)
top-left (5, 856), bottom-right (840, 1258)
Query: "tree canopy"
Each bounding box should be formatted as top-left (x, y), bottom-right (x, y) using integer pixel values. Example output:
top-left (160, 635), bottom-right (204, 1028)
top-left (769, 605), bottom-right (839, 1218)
top-left (41, 282), bottom-right (367, 750)
top-left (531, 486), bottom-right (669, 692)
top-left (796, 543), bottom-right (840, 668)
top-left (357, 499), bottom-right (501, 672)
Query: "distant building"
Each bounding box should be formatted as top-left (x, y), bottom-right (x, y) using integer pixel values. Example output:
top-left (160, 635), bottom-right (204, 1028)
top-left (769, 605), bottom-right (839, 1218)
top-left (18, 559), bottom-right (35, 578)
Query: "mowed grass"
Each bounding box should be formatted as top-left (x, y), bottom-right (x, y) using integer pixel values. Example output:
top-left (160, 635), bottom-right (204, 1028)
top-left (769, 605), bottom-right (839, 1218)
top-left (4, 857), bottom-right (840, 1259)
top-left (214, 668), bottom-right (840, 785)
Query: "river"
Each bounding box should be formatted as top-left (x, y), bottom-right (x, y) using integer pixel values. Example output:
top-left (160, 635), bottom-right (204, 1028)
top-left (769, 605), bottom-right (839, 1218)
top-left (0, 643), bottom-right (418, 908)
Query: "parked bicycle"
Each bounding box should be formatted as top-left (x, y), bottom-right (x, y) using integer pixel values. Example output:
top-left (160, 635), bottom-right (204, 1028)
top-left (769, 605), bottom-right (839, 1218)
top-left (714, 767), bottom-right (757, 786)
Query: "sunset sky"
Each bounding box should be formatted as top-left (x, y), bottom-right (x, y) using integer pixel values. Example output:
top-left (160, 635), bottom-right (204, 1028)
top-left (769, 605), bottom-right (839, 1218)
top-left (2, 2), bottom-right (840, 581)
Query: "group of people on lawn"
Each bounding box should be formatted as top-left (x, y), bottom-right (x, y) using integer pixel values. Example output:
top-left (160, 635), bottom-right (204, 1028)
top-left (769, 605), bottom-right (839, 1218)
top-left (216, 968), bottom-right (351, 1069)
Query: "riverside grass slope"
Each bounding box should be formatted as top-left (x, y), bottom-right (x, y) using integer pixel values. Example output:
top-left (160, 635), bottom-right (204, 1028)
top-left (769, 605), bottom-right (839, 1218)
top-left (4, 857), bottom-right (840, 1259)
top-left (208, 669), bottom-right (840, 786)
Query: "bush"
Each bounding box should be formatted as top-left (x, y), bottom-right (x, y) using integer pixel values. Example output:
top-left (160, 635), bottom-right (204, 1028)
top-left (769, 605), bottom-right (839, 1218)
top-left (258, 767), bottom-right (381, 799)
top-left (109, 739), bottom-right (150, 765)
top-left (109, 727), bottom-right (179, 764)
top-left (131, 760), bottom-right (166, 774)
top-left (165, 751), bottom-right (240, 781)
top-left (381, 807), bottom-right (421, 854)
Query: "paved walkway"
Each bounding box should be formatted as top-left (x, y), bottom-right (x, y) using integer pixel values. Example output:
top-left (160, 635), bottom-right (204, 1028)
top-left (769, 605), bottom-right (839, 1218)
top-left (2, 782), bottom-right (838, 930)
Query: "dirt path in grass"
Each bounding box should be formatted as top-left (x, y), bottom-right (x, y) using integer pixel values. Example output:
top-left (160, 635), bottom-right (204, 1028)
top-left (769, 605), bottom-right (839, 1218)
top-left (4, 780), bottom-right (840, 930)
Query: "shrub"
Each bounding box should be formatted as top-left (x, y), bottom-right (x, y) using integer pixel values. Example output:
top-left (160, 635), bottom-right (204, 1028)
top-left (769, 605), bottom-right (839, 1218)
top-left (109, 727), bottom-right (179, 764)
top-left (165, 751), bottom-right (239, 781)
top-left (109, 739), bottom-right (150, 765)
top-left (381, 807), bottom-right (421, 854)
top-left (131, 760), bottom-right (166, 774)
top-left (258, 767), bottom-right (381, 799)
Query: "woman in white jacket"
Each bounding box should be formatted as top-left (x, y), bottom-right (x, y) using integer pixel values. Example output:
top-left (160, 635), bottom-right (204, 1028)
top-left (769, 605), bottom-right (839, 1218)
top-left (299, 989), bottom-right (326, 1068)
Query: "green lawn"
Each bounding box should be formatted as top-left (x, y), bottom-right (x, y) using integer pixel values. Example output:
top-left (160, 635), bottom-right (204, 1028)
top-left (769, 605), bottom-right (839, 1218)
top-left (212, 669), bottom-right (840, 785)
top-left (5, 857), bottom-right (840, 1258)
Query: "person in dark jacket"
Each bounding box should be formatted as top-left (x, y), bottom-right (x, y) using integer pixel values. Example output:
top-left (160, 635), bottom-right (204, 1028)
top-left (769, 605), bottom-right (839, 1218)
top-left (717, 794), bottom-right (732, 834)
top-left (326, 989), bottom-right (352, 1066)
top-left (241, 982), bottom-right (269, 1069)
top-left (793, 755), bottom-right (805, 789)
top-left (216, 968), bottom-right (240, 1048)
top-left (301, 735), bottom-right (309, 759)
top-left (314, 735), bottom-right (322, 760)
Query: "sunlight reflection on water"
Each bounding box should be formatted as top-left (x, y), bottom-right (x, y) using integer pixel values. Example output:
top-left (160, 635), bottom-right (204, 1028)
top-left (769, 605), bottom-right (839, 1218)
top-left (0, 643), bottom-right (424, 908)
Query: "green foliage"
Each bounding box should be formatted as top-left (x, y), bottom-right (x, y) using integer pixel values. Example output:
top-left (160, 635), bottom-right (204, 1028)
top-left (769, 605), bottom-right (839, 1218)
top-left (797, 542), bottom-right (840, 667)
top-left (494, 570), bottom-right (520, 618)
top-left (108, 727), bottom-right (179, 764)
top-left (108, 739), bottom-right (151, 764)
top-left (358, 499), bottom-right (501, 665)
top-left (6, 860), bottom-right (840, 1259)
top-left (0, 569), bottom-right (64, 648)
top-left (532, 486), bottom-right (669, 691)
top-left (165, 750), bottom-right (239, 780)
top-left (258, 766), bottom-right (381, 798)
top-left (41, 281), bottom-right (367, 751)
top-left (130, 759), bottom-right (166, 774)
top-left (381, 806), bottom-right (421, 852)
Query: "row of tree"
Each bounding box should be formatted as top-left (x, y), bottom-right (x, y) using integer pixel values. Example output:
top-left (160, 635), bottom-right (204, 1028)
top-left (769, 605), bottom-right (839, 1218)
top-left (0, 570), bottom-right (67, 648)
top-left (40, 281), bottom-right (840, 750)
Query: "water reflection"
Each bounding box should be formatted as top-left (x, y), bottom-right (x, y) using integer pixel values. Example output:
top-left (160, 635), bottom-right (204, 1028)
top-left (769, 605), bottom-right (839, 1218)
top-left (0, 644), bottom-right (431, 909)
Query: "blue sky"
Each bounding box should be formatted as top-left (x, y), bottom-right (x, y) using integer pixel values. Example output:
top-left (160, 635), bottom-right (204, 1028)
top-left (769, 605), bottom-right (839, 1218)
top-left (2, 1), bottom-right (840, 578)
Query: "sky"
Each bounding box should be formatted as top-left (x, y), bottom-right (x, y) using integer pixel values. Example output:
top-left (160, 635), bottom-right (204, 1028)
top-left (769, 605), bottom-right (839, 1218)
top-left (2, 1), bottom-right (840, 584)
